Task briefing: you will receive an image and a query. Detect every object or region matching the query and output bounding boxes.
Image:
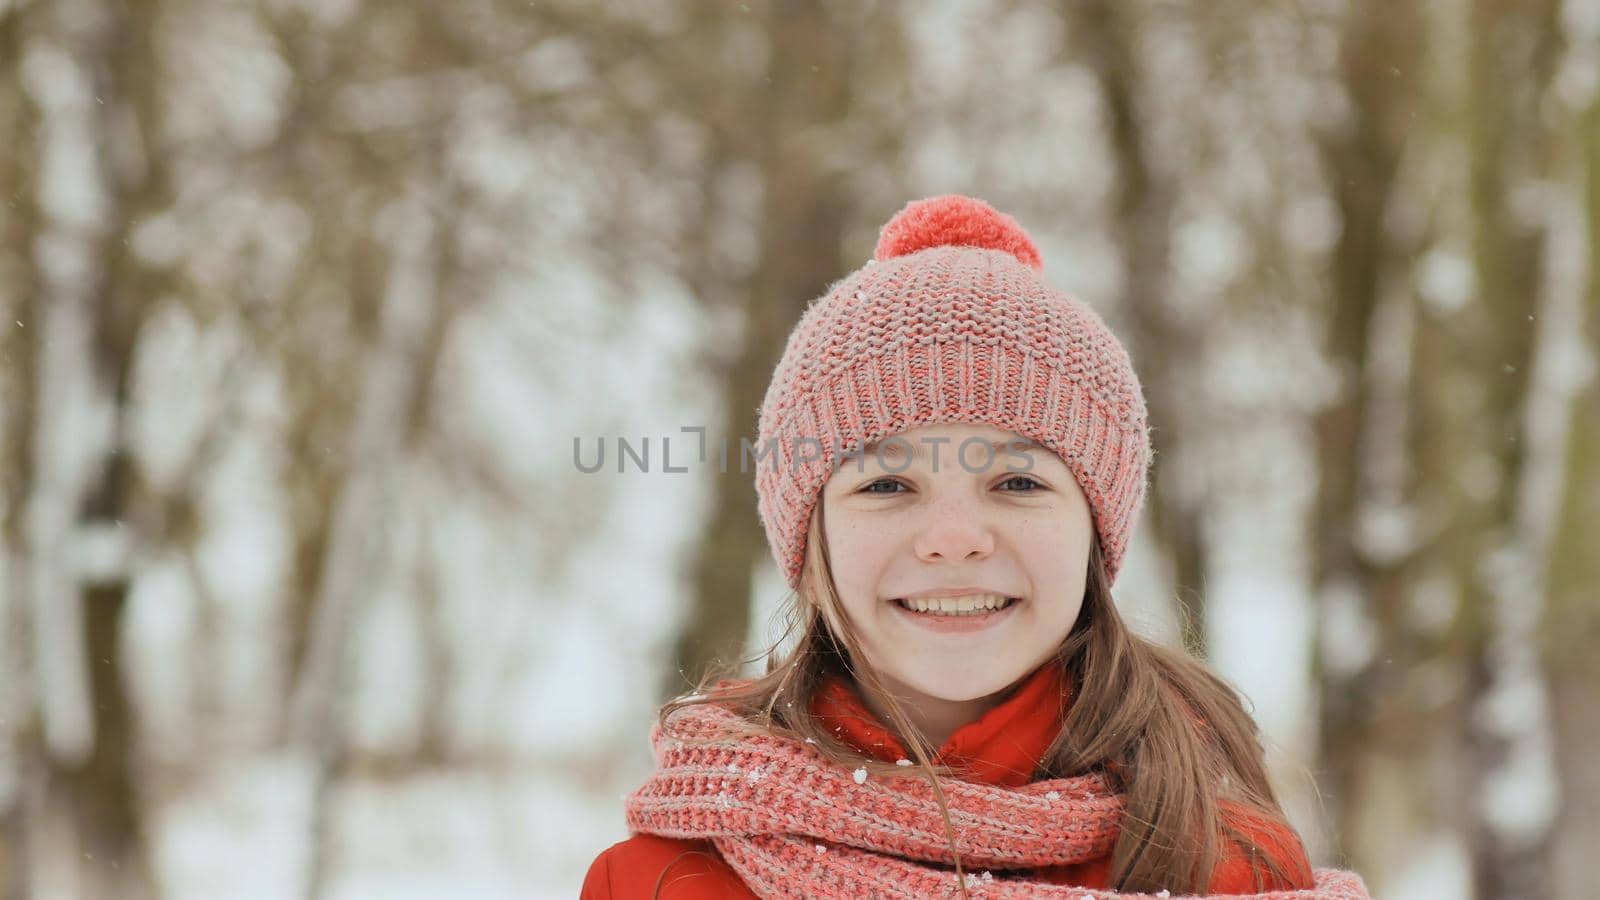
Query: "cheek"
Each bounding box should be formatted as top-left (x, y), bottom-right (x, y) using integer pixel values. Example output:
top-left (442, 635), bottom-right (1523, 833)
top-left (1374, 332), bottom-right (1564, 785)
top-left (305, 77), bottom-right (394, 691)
top-left (1013, 524), bottom-right (1092, 613)
top-left (832, 559), bottom-right (887, 617)
top-left (824, 508), bottom-right (893, 570)
top-left (1021, 508), bottom-right (1092, 567)
top-left (821, 513), bottom-right (885, 606)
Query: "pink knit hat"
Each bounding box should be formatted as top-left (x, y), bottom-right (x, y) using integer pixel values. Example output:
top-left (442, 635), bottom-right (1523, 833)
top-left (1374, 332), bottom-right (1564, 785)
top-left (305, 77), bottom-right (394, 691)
top-left (754, 195), bottom-right (1151, 590)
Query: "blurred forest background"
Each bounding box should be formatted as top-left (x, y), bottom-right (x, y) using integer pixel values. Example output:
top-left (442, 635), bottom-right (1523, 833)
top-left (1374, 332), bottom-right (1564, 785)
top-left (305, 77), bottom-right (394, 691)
top-left (1, 0), bottom-right (1597, 898)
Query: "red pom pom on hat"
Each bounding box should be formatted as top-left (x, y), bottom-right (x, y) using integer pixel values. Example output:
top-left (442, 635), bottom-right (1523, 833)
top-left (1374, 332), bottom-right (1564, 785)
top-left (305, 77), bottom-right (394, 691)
top-left (873, 194), bottom-right (1043, 270)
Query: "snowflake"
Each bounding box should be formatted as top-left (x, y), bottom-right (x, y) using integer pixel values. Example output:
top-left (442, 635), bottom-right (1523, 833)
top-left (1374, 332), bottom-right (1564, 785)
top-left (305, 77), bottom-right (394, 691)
top-left (961, 871), bottom-right (998, 889)
top-left (896, 758), bottom-right (913, 767)
top-left (815, 844), bottom-right (827, 854)
top-left (852, 767), bottom-right (868, 784)
top-left (1045, 791), bottom-right (1061, 801)
top-left (804, 737), bottom-right (818, 745)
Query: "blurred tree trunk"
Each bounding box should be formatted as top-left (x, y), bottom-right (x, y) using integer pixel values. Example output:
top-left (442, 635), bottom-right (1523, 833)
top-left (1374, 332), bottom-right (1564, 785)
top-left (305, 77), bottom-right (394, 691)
top-left (1314, 2), bottom-right (1559, 895)
top-left (0, 7), bottom-right (42, 899)
top-left (247, 5), bottom-right (389, 747)
top-left (1457, 2), bottom-right (1559, 894)
top-left (33, 0), bottom-right (174, 895)
top-left (669, 0), bottom-right (902, 693)
top-left (1544, 90), bottom-right (1600, 900)
top-left (658, 5), bottom-right (770, 697)
top-left (1308, 0), bottom-right (1422, 880)
top-left (1065, 0), bottom-right (1203, 651)
top-left (289, 209), bottom-right (448, 900)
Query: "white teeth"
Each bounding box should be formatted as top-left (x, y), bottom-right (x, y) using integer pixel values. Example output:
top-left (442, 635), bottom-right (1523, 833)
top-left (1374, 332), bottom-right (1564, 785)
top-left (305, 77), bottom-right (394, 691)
top-left (898, 594), bottom-right (1013, 615)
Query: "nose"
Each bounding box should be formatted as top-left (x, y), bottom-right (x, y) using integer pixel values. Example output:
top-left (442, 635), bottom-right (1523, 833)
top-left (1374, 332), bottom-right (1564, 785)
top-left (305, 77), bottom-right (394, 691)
top-left (912, 502), bottom-right (996, 563)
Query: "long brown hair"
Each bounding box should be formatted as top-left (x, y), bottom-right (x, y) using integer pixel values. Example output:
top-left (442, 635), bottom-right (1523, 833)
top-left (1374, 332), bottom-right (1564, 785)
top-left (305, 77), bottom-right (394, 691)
top-left (655, 500), bottom-right (1301, 896)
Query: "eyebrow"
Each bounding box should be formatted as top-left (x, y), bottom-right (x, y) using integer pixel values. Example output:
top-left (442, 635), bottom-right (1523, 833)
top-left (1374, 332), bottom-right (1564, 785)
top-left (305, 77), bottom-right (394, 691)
top-left (857, 437), bottom-right (1041, 463)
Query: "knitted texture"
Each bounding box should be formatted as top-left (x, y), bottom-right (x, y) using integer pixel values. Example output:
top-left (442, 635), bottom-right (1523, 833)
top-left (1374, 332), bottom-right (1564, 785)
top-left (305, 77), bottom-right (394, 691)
top-left (754, 194), bottom-right (1152, 590)
top-left (624, 702), bottom-right (1373, 899)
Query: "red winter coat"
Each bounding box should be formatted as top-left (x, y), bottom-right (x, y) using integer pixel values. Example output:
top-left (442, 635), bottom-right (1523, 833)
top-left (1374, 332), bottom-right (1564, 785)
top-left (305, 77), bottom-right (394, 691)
top-left (582, 664), bottom-right (1315, 898)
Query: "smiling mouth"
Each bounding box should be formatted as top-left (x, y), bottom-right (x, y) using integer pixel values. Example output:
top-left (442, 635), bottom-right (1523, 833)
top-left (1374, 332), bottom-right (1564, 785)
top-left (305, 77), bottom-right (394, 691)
top-left (890, 595), bottom-right (1022, 617)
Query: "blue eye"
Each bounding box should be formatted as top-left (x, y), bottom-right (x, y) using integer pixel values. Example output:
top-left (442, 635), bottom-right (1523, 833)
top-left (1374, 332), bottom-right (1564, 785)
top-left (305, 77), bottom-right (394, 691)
top-left (999, 475), bottom-right (1044, 493)
top-left (860, 478), bottom-right (906, 494)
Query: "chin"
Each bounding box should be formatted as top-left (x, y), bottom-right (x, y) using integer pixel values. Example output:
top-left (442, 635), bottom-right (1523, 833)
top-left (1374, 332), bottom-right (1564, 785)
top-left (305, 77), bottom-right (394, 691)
top-left (897, 663), bottom-right (1019, 703)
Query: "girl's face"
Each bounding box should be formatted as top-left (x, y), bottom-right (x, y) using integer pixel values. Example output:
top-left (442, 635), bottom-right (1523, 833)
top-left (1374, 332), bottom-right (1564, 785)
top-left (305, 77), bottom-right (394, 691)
top-left (816, 422), bottom-right (1093, 713)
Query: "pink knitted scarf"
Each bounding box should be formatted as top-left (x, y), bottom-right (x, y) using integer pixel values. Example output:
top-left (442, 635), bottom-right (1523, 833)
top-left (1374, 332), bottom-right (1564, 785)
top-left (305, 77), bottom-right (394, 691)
top-left (625, 703), bottom-right (1372, 899)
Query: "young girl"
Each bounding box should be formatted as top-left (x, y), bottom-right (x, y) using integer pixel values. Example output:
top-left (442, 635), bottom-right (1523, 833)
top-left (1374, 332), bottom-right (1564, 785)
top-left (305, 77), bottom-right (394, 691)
top-left (581, 196), bottom-right (1370, 898)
